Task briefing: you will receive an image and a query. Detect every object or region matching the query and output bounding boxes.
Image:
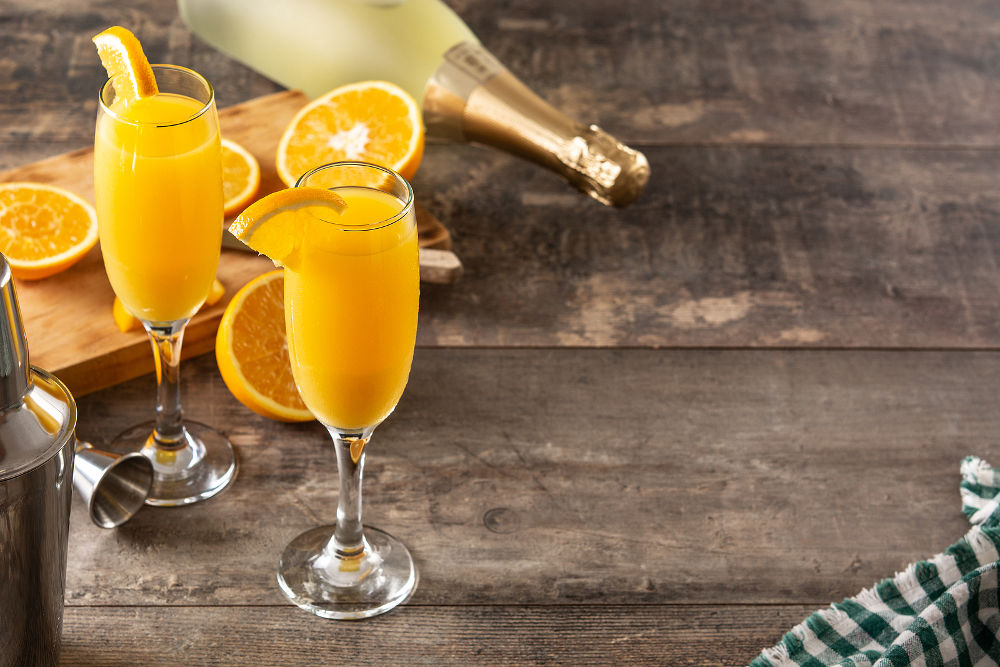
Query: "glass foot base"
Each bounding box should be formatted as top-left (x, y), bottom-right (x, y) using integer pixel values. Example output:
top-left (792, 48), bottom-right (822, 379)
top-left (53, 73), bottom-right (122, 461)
top-left (108, 420), bottom-right (237, 506)
top-left (277, 525), bottom-right (417, 620)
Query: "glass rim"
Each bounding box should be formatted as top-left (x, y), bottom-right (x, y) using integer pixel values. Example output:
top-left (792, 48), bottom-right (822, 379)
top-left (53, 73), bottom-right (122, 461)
top-left (97, 64), bottom-right (215, 128)
top-left (294, 161), bottom-right (415, 232)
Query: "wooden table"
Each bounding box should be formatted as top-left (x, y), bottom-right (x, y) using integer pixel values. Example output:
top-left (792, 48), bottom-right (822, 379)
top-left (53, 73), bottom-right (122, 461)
top-left (5, 1), bottom-right (1000, 664)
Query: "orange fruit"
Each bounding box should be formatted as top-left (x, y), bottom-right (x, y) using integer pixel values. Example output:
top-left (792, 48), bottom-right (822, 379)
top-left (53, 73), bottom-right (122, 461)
top-left (205, 277), bottom-right (226, 306)
top-left (112, 296), bottom-right (138, 333)
top-left (275, 80), bottom-right (423, 187)
top-left (113, 278), bottom-right (225, 333)
top-left (92, 26), bottom-right (158, 102)
top-left (221, 138), bottom-right (261, 218)
top-left (0, 183), bottom-right (99, 280)
top-left (229, 187), bottom-right (346, 268)
top-left (215, 270), bottom-right (312, 422)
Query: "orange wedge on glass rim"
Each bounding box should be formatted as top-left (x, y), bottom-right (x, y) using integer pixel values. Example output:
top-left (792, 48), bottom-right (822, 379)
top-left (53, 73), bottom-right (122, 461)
top-left (92, 26), bottom-right (158, 102)
top-left (275, 80), bottom-right (424, 187)
top-left (216, 270), bottom-right (312, 422)
top-left (229, 187), bottom-right (347, 268)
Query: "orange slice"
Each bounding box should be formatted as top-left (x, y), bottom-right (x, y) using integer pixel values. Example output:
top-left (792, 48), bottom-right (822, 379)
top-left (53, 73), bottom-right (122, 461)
top-left (205, 277), bottom-right (226, 306)
top-left (113, 278), bottom-right (225, 333)
top-left (222, 138), bottom-right (261, 218)
top-left (216, 270), bottom-right (312, 422)
top-left (276, 80), bottom-right (423, 187)
top-left (112, 296), bottom-right (138, 333)
top-left (229, 187), bottom-right (347, 268)
top-left (92, 26), bottom-right (158, 103)
top-left (0, 183), bottom-right (98, 280)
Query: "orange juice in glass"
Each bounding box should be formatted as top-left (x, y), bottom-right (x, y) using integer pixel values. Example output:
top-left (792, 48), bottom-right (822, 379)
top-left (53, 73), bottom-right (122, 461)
top-left (94, 64), bottom-right (236, 505)
top-left (95, 89), bottom-right (221, 321)
top-left (284, 185), bottom-right (418, 430)
top-left (275, 162), bottom-right (418, 620)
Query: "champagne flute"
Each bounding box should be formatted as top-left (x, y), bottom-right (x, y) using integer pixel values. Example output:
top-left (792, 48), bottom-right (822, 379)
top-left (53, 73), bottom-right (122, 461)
top-left (94, 64), bottom-right (237, 505)
top-left (276, 162), bottom-right (419, 619)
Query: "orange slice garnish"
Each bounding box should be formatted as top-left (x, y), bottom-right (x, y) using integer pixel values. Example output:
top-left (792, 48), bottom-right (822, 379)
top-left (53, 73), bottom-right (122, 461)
top-left (229, 187), bottom-right (347, 268)
top-left (92, 26), bottom-right (158, 103)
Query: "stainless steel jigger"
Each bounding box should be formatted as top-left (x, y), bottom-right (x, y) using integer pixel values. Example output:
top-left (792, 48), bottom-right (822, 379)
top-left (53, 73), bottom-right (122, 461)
top-left (73, 440), bottom-right (152, 528)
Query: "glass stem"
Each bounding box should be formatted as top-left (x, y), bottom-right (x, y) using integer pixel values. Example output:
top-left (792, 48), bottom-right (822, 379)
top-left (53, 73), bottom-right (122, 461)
top-left (328, 429), bottom-right (372, 557)
top-left (144, 320), bottom-right (188, 447)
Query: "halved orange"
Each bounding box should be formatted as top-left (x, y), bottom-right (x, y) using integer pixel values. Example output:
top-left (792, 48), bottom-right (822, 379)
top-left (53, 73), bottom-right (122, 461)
top-left (216, 270), bottom-right (312, 422)
top-left (276, 80), bottom-right (423, 187)
top-left (222, 138), bottom-right (261, 218)
top-left (0, 183), bottom-right (99, 280)
top-left (113, 278), bottom-right (225, 333)
top-left (92, 26), bottom-right (158, 103)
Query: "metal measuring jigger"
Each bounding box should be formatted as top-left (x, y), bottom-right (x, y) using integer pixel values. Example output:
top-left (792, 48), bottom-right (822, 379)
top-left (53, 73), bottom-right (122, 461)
top-left (73, 440), bottom-right (152, 528)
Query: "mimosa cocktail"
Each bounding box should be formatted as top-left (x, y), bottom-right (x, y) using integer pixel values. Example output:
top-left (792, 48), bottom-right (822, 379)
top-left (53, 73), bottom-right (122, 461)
top-left (95, 91), bottom-right (221, 322)
top-left (94, 57), bottom-right (236, 506)
top-left (266, 162), bottom-right (419, 619)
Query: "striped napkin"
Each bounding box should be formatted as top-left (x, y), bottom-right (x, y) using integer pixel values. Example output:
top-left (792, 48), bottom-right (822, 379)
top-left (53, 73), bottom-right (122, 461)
top-left (750, 456), bottom-right (1000, 666)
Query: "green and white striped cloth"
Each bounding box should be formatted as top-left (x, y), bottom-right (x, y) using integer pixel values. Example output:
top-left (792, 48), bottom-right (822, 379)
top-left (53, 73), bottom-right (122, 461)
top-left (750, 456), bottom-right (1000, 666)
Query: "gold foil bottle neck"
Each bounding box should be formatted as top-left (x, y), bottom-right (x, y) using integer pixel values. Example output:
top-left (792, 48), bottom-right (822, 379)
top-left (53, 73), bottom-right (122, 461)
top-left (423, 42), bottom-right (649, 207)
top-left (557, 125), bottom-right (650, 207)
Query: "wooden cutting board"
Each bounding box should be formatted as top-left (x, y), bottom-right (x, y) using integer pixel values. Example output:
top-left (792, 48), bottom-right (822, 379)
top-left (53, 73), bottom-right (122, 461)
top-left (0, 90), bottom-right (450, 398)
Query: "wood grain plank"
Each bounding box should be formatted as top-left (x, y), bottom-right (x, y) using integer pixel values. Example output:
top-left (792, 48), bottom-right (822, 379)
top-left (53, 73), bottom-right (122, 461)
top-left (460, 0), bottom-right (1000, 148)
top-left (60, 604), bottom-right (813, 666)
top-left (415, 143), bottom-right (1000, 348)
top-left (67, 349), bottom-right (997, 607)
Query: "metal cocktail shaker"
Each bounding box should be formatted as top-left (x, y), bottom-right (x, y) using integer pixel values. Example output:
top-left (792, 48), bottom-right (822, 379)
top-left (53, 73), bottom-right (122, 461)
top-left (0, 253), bottom-right (77, 666)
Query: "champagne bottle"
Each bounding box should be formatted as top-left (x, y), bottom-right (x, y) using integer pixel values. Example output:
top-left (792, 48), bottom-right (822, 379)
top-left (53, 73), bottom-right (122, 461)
top-left (178, 0), bottom-right (649, 206)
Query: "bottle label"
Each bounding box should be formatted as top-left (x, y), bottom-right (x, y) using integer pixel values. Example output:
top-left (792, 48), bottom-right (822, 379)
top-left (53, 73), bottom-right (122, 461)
top-left (439, 42), bottom-right (504, 98)
top-left (422, 42), bottom-right (505, 141)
